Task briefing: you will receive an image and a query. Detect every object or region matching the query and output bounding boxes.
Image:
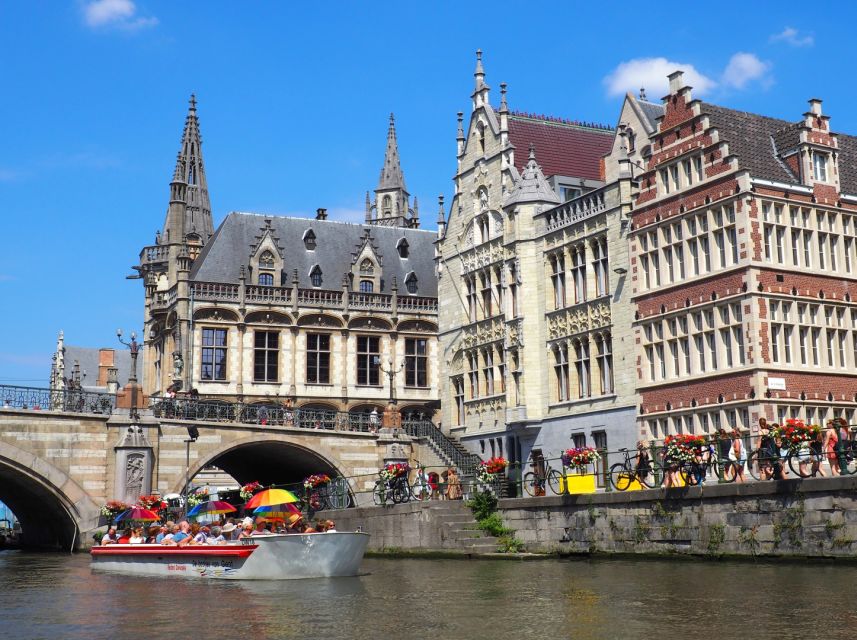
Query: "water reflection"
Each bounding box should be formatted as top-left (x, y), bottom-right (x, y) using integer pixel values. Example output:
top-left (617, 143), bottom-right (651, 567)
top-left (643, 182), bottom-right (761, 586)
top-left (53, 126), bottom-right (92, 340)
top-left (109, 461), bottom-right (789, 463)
top-left (3, 552), bottom-right (857, 639)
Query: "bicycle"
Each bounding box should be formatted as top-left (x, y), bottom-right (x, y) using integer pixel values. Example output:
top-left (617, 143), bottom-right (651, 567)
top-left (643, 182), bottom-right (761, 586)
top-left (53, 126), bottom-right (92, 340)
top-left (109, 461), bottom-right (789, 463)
top-left (610, 448), bottom-right (661, 491)
top-left (679, 445), bottom-right (736, 486)
top-left (521, 461), bottom-right (563, 497)
top-left (410, 474), bottom-right (432, 502)
top-left (372, 474), bottom-right (410, 505)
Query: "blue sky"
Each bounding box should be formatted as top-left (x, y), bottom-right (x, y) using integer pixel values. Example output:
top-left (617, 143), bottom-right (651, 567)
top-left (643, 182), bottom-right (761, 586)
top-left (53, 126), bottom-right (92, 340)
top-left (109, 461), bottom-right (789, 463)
top-left (0, 1), bottom-right (853, 385)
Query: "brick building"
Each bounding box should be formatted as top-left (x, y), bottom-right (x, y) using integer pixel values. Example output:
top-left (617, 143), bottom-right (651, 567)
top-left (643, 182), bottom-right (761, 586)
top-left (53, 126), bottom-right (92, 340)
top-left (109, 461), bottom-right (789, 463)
top-left (629, 71), bottom-right (857, 440)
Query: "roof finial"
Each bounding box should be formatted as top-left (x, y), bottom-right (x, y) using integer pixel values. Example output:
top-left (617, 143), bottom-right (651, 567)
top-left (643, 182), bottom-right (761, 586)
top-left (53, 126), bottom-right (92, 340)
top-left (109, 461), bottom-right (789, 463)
top-left (189, 93), bottom-right (197, 111)
top-left (437, 194), bottom-right (445, 221)
top-left (474, 49), bottom-right (485, 87)
top-left (456, 111), bottom-right (464, 140)
top-left (639, 87), bottom-right (647, 101)
top-left (528, 143), bottom-right (536, 162)
top-left (388, 112), bottom-right (396, 135)
top-left (499, 82), bottom-right (508, 112)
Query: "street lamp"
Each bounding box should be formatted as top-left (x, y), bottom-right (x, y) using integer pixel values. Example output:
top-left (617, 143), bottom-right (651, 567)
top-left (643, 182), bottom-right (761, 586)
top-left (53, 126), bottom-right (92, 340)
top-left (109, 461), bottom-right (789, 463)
top-left (183, 426), bottom-right (199, 518)
top-left (117, 328), bottom-right (141, 420)
top-left (378, 358), bottom-right (405, 405)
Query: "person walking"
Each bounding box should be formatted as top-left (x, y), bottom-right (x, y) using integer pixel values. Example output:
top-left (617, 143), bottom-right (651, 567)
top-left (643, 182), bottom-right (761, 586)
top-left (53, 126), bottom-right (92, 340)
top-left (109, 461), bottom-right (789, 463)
top-left (729, 430), bottom-right (747, 483)
top-left (825, 420), bottom-right (841, 476)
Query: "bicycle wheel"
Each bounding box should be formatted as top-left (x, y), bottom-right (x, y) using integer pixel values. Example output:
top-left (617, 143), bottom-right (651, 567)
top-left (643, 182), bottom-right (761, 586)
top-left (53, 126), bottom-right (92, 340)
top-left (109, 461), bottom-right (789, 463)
top-left (372, 481), bottom-right (386, 506)
top-left (411, 481), bottom-right (430, 502)
top-left (391, 482), bottom-right (407, 504)
top-left (747, 449), bottom-right (764, 481)
top-left (610, 463), bottom-right (633, 491)
top-left (679, 461), bottom-right (701, 486)
top-left (521, 472), bottom-right (540, 497)
top-left (547, 469), bottom-right (564, 495)
top-left (327, 478), bottom-right (349, 510)
top-left (788, 447), bottom-right (814, 478)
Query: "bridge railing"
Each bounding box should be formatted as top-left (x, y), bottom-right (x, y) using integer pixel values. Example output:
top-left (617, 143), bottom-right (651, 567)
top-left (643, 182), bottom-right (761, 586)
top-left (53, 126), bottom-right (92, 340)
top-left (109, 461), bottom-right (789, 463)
top-left (0, 384), bottom-right (115, 415)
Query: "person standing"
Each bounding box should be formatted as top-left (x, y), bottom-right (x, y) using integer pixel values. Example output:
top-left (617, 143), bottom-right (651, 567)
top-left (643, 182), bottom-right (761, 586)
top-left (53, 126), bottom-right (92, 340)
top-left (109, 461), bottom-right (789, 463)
top-left (445, 467), bottom-right (463, 500)
top-left (729, 430), bottom-right (747, 483)
top-left (825, 420), bottom-right (841, 476)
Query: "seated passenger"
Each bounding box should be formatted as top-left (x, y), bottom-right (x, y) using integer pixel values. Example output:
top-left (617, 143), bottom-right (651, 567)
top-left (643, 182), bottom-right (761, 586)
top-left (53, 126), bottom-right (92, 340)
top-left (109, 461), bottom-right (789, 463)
top-left (221, 522), bottom-right (237, 541)
top-left (155, 522), bottom-right (172, 544)
top-left (191, 524), bottom-right (208, 545)
top-left (129, 527), bottom-right (145, 544)
top-left (207, 525), bottom-right (226, 544)
top-left (325, 520), bottom-right (337, 532)
top-left (116, 528), bottom-right (132, 544)
top-left (238, 524), bottom-right (254, 540)
top-left (101, 527), bottom-right (119, 545)
top-left (251, 520), bottom-right (273, 536)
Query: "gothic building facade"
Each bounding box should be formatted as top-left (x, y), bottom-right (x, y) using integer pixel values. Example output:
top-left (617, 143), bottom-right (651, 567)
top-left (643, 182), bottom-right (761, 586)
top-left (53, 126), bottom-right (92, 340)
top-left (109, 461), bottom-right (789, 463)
top-left (436, 52), bottom-right (639, 470)
top-left (136, 98), bottom-right (439, 417)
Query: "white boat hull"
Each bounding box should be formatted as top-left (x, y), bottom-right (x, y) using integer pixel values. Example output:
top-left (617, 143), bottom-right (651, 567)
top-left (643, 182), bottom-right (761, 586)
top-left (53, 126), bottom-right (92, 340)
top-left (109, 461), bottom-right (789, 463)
top-left (90, 532), bottom-right (370, 580)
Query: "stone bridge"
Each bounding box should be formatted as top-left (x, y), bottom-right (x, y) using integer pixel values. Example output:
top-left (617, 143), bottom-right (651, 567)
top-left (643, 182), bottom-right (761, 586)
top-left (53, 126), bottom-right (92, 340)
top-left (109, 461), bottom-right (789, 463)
top-left (0, 404), bottom-right (419, 550)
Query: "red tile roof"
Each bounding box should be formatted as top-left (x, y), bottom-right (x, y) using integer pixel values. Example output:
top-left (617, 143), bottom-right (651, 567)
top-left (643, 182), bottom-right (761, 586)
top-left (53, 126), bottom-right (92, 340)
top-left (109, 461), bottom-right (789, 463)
top-left (507, 113), bottom-right (614, 181)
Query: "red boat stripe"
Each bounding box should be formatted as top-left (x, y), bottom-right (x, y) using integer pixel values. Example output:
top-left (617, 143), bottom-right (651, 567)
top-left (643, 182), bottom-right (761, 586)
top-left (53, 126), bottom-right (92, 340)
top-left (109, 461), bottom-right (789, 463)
top-left (91, 545), bottom-right (257, 558)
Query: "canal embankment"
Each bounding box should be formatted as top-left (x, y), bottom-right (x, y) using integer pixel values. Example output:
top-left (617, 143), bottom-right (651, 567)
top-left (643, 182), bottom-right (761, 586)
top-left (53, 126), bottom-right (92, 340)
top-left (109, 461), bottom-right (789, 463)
top-left (324, 475), bottom-right (857, 558)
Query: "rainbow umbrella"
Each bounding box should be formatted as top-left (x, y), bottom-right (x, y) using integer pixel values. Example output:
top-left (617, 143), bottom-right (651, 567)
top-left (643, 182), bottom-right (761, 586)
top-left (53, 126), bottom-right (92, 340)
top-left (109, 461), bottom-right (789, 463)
top-left (188, 500), bottom-right (237, 517)
top-left (115, 507), bottom-right (160, 522)
top-left (244, 488), bottom-right (299, 509)
top-left (254, 503), bottom-right (301, 518)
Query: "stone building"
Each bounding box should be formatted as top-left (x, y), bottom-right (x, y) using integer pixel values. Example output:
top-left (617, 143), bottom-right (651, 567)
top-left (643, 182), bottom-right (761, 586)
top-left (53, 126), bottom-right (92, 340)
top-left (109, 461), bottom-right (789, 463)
top-left (629, 71), bottom-right (857, 439)
top-left (49, 330), bottom-right (136, 394)
top-left (437, 52), bottom-right (638, 470)
top-left (136, 97), bottom-right (439, 418)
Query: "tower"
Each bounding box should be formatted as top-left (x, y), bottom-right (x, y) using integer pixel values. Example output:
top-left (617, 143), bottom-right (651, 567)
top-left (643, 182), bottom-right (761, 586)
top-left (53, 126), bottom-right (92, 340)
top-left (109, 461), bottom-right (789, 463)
top-left (367, 113), bottom-right (418, 228)
top-left (161, 94), bottom-right (213, 248)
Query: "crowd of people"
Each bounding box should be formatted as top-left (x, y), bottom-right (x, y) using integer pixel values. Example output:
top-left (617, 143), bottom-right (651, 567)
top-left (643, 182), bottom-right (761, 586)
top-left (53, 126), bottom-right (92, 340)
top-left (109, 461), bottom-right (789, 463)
top-left (100, 514), bottom-right (337, 546)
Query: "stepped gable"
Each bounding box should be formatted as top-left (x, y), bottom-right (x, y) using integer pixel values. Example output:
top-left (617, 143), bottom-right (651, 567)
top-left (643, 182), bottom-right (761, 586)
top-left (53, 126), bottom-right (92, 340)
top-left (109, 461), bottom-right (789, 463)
top-left (190, 213), bottom-right (438, 295)
top-left (507, 111), bottom-right (614, 181)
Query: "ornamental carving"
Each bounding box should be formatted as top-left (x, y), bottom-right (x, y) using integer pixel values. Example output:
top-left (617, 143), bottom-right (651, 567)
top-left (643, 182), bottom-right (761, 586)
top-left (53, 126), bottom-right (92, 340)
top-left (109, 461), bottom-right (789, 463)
top-left (461, 318), bottom-right (505, 349)
top-left (505, 319), bottom-right (523, 348)
top-left (546, 301), bottom-right (612, 340)
top-left (460, 240), bottom-right (504, 273)
top-left (465, 397), bottom-right (506, 416)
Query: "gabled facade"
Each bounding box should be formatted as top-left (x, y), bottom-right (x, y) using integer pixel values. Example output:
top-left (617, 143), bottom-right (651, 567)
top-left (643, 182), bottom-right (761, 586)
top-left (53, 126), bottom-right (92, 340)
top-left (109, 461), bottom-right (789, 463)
top-left (437, 52), bottom-right (637, 470)
top-left (137, 104), bottom-right (439, 417)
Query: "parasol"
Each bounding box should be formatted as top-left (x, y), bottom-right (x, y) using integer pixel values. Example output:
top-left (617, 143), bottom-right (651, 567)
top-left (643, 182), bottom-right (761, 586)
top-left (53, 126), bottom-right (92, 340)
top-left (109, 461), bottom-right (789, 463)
top-left (244, 488), bottom-right (299, 508)
top-left (115, 507), bottom-right (160, 522)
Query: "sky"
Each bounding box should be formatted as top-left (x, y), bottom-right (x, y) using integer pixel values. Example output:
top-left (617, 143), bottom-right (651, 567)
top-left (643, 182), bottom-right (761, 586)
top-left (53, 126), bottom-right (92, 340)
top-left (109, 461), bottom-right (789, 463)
top-left (0, 0), bottom-right (854, 385)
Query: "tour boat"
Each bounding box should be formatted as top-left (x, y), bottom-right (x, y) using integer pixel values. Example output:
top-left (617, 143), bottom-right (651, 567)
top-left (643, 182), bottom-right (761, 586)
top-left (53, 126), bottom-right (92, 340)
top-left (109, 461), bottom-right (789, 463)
top-left (90, 532), bottom-right (370, 580)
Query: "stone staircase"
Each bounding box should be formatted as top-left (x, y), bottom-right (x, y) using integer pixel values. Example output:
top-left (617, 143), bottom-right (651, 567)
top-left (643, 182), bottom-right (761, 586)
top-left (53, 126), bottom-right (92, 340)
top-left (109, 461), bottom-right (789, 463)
top-left (402, 420), bottom-right (481, 474)
top-left (429, 501), bottom-right (500, 553)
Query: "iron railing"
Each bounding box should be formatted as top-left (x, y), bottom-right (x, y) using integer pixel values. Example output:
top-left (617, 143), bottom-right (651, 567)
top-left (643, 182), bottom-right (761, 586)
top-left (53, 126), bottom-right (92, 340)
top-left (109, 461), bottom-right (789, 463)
top-left (401, 419), bottom-right (482, 474)
top-left (0, 384), bottom-right (115, 415)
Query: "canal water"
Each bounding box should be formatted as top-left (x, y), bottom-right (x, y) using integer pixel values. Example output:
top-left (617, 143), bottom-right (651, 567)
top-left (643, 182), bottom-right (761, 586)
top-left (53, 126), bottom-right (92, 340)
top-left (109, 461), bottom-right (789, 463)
top-left (3, 550), bottom-right (857, 639)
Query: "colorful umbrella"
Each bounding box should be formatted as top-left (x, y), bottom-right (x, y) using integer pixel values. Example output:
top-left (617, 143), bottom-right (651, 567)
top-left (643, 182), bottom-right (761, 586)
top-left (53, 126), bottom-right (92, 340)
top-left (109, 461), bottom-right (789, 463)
top-left (244, 488), bottom-right (299, 508)
top-left (115, 507), bottom-right (160, 522)
top-left (188, 500), bottom-right (237, 517)
top-left (254, 503), bottom-right (301, 518)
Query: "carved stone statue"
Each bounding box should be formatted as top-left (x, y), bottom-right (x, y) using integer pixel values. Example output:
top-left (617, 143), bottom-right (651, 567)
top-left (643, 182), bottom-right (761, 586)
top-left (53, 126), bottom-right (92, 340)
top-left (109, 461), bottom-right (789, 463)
top-left (173, 352), bottom-right (184, 378)
top-left (125, 453), bottom-right (144, 501)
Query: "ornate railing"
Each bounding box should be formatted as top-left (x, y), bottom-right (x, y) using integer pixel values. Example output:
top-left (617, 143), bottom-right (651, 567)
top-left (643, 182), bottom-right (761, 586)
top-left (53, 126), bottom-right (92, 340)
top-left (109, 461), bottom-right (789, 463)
top-left (245, 285), bottom-right (291, 305)
top-left (297, 288), bottom-right (343, 307)
top-left (140, 244), bottom-right (170, 264)
top-left (401, 419), bottom-right (482, 474)
top-left (348, 292), bottom-right (390, 311)
top-left (152, 286), bottom-right (178, 311)
top-left (192, 282), bottom-right (240, 303)
top-left (0, 384), bottom-right (115, 415)
top-left (545, 187), bottom-right (607, 231)
top-left (398, 295), bottom-right (438, 313)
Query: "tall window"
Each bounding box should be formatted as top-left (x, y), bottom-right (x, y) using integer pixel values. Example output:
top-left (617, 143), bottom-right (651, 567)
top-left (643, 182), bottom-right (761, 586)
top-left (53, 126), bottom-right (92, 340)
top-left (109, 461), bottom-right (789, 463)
top-left (550, 254), bottom-right (565, 309)
top-left (356, 336), bottom-right (380, 386)
top-left (382, 195), bottom-right (392, 217)
top-left (575, 339), bottom-right (590, 398)
top-left (405, 338), bottom-right (428, 387)
top-left (466, 277), bottom-right (478, 322)
top-left (258, 273), bottom-right (273, 286)
top-left (482, 348), bottom-right (494, 396)
top-left (253, 331), bottom-right (278, 382)
top-left (405, 273), bottom-right (418, 294)
top-left (481, 272), bottom-right (493, 317)
top-left (310, 265), bottom-right (323, 287)
top-left (306, 333), bottom-right (330, 384)
top-left (813, 152), bottom-right (829, 182)
top-left (359, 280), bottom-right (374, 293)
top-left (592, 239), bottom-right (608, 297)
top-left (571, 246), bottom-right (586, 303)
top-left (453, 376), bottom-right (465, 425)
top-left (201, 328), bottom-right (227, 381)
top-left (468, 353), bottom-right (479, 398)
top-left (595, 333), bottom-right (613, 394)
top-left (554, 345), bottom-right (569, 402)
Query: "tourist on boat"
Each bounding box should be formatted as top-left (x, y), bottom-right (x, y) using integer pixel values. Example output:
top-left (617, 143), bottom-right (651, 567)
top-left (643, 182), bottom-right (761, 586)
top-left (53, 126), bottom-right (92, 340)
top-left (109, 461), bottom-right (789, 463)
top-left (116, 528), bottom-right (132, 544)
top-left (221, 522), bottom-right (237, 541)
top-left (206, 525), bottom-right (226, 544)
top-left (251, 520), bottom-right (274, 536)
top-left (238, 523), bottom-right (254, 539)
top-left (129, 527), bottom-right (145, 544)
top-left (146, 525), bottom-right (160, 543)
top-left (100, 527), bottom-right (119, 545)
top-left (162, 521), bottom-right (192, 546)
top-left (155, 522), bottom-right (172, 543)
top-left (325, 520), bottom-right (336, 532)
top-left (192, 525), bottom-right (209, 544)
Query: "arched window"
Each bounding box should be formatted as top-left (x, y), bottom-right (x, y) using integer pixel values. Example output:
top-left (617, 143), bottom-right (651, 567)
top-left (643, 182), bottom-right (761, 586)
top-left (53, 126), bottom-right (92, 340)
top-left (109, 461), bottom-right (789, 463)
top-left (360, 258), bottom-right (375, 275)
top-left (477, 121), bottom-right (486, 153)
top-left (310, 265), bottom-right (322, 288)
top-left (405, 273), bottom-right (418, 294)
top-left (626, 127), bottom-right (636, 153)
top-left (303, 229), bottom-right (316, 250)
top-left (397, 238), bottom-right (409, 259)
top-left (382, 195), bottom-right (392, 218)
top-left (259, 251), bottom-right (275, 269)
top-left (258, 273), bottom-right (273, 286)
top-left (476, 214), bottom-right (489, 244)
top-left (359, 280), bottom-right (374, 293)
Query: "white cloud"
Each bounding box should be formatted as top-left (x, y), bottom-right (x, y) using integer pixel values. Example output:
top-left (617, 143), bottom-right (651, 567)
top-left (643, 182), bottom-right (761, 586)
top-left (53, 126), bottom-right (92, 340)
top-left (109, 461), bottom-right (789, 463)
top-left (0, 168), bottom-right (24, 182)
top-left (770, 27), bottom-right (814, 47)
top-left (721, 52), bottom-right (771, 89)
top-left (603, 57), bottom-right (717, 98)
top-left (82, 0), bottom-right (158, 30)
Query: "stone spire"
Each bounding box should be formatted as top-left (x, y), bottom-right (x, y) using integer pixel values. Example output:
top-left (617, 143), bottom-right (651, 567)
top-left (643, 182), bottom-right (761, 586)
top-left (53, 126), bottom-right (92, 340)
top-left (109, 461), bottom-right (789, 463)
top-left (503, 145), bottom-right (561, 208)
top-left (471, 49), bottom-right (490, 111)
top-left (436, 194), bottom-right (446, 238)
top-left (377, 113), bottom-right (407, 192)
top-left (371, 113), bottom-right (414, 228)
top-left (162, 94), bottom-right (213, 245)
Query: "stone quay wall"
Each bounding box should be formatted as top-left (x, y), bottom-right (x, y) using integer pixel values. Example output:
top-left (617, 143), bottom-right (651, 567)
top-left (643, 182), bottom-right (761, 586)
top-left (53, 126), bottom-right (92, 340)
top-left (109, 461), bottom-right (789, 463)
top-left (328, 477), bottom-right (857, 558)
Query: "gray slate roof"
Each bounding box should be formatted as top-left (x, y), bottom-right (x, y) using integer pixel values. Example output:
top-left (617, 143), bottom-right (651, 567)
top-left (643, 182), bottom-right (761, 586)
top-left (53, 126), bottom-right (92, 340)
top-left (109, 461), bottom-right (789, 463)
top-left (637, 100), bottom-right (665, 133)
top-left (63, 346), bottom-right (136, 391)
top-left (191, 213), bottom-right (438, 296)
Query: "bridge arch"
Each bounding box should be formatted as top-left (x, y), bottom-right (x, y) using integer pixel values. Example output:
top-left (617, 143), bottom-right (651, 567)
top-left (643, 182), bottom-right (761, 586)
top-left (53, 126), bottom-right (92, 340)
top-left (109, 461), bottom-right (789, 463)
top-left (0, 440), bottom-right (101, 550)
top-left (174, 434), bottom-right (357, 496)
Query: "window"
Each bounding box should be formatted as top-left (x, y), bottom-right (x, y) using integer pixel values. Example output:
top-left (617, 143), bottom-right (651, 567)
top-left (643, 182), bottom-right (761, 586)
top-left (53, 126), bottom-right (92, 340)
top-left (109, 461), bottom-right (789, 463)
top-left (405, 338), bottom-right (428, 387)
top-left (481, 272), bottom-right (493, 317)
top-left (466, 277), bottom-right (478, 322)
top-left (356, 336), bottom-right (380, 386)
top-left (201, 328), bottom-right (227, 381)
top-left (550, 254), bottom-right (565, 309)
top-left (382, 195), bottom-right (392, 218)
top-left (575, 339), bottom-right (590, 398)
top-left (310, 265), bottom-right (322, 287)
top-left (253, 331), bottom-right (278, 382)
top-left (813, 151), bottom-right (829, 182)
top-left (259, 251), bottom-right (275, 269)
top-left (477, 121), bottom-right (486, 153)
top-left (554, 345), bottom-right (570, 402)
top-left (453, 376), bottom-right (465, 424)
top-left (468, 353), bottom-right (479, 398)
top-left (592, 239), bottom-right (608, 296)
top-left (303, 229), bottom-right (316, 250)
top-left (397, 239), bottom-right (409, 259)
top-left (306, 333), bottom-right (330, 384)
top-left (258, 273), bottom-right (273, 286)
top-left (571, 246), bottom-right (586, 303)
top-left (359, 280), bottom-right (374, 293)
top-left (482, 348), bottom-right (494, 396)
top-left (595, 333), bottom-right (613, 394)
top-left (405, 273), bottom-right (418, 294)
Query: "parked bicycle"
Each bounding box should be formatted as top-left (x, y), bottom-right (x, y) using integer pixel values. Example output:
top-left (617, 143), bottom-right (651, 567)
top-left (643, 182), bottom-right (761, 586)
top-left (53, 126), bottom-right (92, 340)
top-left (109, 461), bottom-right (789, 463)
top-left (678, 444), bottom-right (736, 486)
top-left (610, 446), bottom-right (661, 491)
top-left (521, 460), bottom-right (563, 497)
top-left (372, 474), bottom-right (411, 505)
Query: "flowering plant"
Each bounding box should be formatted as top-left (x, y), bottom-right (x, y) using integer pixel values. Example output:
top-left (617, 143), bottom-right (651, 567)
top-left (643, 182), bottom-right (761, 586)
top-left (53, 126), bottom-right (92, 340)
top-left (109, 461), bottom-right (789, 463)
top-left (186, 487), bottom-right (209, 508)
top-left (476, 457), bottom-right (508, 484)
top-left (100, 500), bottom-right (130, 519)
top-left (239, 481), bottom-right (262, 501)
top-left (664, 434), bottom-right (706, 463)
top-left (379, 463), bottom-right (410, 481)
top-left (303, 473), bottom-right (331, 490)
top-left (561, 447), bottom-right (601, 469)
top-left (770, 419), bottom-right (820, 449)
top-left (136, 495), bottom-right (167, 511)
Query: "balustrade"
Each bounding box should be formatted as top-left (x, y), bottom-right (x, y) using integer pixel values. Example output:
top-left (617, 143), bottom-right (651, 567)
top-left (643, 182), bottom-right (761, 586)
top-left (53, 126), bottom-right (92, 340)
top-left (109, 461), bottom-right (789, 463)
top-left (546, 188), bottom-right (607, 231)
top-left (192, 282), bottom-right (240, 302)
top-left (0, 384), bottom-right (115, 415)
top-left (297, 288), bottom-right (343, 307)
top-left (245, 285), bottom-right (291, 305)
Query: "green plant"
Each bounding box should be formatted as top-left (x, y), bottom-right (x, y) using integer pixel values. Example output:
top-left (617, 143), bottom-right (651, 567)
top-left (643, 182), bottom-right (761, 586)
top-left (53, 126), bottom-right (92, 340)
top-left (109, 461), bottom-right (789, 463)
top-left (738, 526), bottom-right (760, 556)
top-left (707, 523), bottom-right (726, 556)
top-left (773, 502), bottom-right (805, 549)
top-left (633, 516), bottom-right (650, 544)
top-left (651, 501), bottom-right (667, 518)
top-left (478, 513), bottom-right (513, 538)
top-left (467, 489), bottom-right (498, 521)
top-left (498, 535), bottom-right (525, 553)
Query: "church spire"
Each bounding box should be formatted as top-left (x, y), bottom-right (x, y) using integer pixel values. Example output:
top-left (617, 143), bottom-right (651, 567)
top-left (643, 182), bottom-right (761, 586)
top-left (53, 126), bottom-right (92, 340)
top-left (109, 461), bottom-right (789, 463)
top-left (377, 113), bottom-right (407, 192)
top-left (371, 113), bottom-right (414, 228)
top-left (161, 93), bottom-right (213, 245)
top-left (471, 49), bottom-right (490, 111)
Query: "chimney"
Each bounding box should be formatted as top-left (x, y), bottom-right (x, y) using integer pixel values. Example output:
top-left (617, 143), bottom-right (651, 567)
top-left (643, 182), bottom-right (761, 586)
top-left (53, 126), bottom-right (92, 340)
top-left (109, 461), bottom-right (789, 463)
top-left (668, 70), bottom-right (685, 94)
top-left (106, 367), bottom-right (119, 394)
top-left (808, 98), bottom-right (823, 116)
top-left (316, 208), bottom-right (328, 220)
top-left (97, 348), bottom-right (116, 387)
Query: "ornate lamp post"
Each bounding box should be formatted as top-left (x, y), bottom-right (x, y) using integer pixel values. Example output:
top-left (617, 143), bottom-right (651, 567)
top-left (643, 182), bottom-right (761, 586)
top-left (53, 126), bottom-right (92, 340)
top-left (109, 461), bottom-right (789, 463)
top-left (378, 358), bottom-right (405, 405)
top-left (116, 328), bottom-right (140, 420)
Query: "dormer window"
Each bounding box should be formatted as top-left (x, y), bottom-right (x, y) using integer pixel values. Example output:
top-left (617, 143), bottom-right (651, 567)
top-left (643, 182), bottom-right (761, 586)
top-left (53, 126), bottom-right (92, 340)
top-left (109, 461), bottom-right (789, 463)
top-left (813, 151), bottom-right (829, 182)
top-left (259, 251), bottom-right (275, 270)
top-left (359, 280), bottom-right (374, 293)
top-left (397, 238), bottom-right (409, 259)
top-left (303, 229), bottom-right (316, 250)
top-left (382, 195), bottom-right (392, 218)
top-left (360, 258), bottom-right (375, 275)
top-left (310, 265), bottom-right (322, 287)
top-left (258, 273), bottom-right (273, 286)
top-left (405, 272), bottom-right (418, 294)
